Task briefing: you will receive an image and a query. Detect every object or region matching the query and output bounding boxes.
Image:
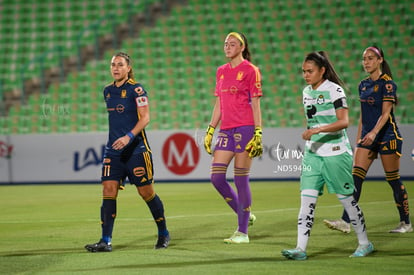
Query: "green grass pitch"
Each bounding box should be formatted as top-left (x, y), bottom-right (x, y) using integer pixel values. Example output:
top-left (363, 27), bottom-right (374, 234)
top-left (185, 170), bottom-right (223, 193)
top-left (0, 181), bottom-right (413, 274)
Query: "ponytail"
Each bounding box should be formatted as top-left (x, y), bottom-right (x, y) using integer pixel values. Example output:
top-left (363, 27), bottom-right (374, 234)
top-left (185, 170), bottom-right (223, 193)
top-left (304, 51), bottom-right (345, 88)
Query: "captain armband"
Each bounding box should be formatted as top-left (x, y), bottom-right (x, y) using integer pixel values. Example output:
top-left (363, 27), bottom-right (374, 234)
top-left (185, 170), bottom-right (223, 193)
top-left (333, 97), bottom-right (348, 109)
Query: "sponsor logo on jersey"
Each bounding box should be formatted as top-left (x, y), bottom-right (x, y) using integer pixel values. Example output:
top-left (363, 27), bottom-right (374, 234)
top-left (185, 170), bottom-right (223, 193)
top-left (135, 86), bottom-right (144, 96)
top-left (234, 133), bottom-right (242, 142)
top-left (133, 166), bottom-right (145, 177)
top-left (385, 83), bottom-right (393, 93)
top-left (116, 104), bottom-right (125, 113)
top-left (367, 97), bottom-right (375, 105)
top-left (230, 86), bottom-right (238, 94)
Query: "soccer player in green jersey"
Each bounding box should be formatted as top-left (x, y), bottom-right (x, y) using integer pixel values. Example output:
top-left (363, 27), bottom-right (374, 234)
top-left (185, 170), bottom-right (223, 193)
top-left (281, 51), bottom-right (373, 260)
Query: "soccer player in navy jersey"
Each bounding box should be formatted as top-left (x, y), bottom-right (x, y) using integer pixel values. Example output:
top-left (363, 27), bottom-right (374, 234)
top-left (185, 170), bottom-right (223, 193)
top-left (324, 46), bottom-right (412, 234)
top-left (85, 52), bottom-right (170, 252)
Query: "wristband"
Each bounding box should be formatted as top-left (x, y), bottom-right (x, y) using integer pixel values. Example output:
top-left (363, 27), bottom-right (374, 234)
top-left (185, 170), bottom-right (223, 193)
top-left (126, 131), bottom-right (135, 139)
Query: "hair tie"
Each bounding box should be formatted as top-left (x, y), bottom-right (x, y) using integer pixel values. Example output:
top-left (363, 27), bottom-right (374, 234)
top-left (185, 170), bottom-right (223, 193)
top-left (365, 47), bottom-right (382, 58)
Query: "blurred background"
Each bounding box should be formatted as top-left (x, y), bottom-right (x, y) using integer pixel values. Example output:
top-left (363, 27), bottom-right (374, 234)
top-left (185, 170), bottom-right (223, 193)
top-left (0, 0), bottom-right (413, 135)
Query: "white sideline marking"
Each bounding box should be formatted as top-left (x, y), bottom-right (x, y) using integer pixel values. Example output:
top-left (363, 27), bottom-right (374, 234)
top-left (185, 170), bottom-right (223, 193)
top-left (1, 199), bottom-right (404, 224)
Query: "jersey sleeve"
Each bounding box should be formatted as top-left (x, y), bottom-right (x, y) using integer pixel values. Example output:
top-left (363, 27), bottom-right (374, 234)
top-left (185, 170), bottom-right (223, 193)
top-left (133, 84), bottom-right (149, 108)
top-left (214, 67), bottom-right (222, 97)
top-left (248, 65), bottom-right (263, 98)
top-left (330, 83), bottom-right (346, 102)
top-left (382, 80), bottom-right (397, 103)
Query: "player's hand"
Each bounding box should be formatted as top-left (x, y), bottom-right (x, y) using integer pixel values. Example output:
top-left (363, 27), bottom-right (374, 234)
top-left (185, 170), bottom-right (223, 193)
top-left (112, 135), bottom-right (130, 150)
top-left (204, 125), bottom-right (215, 155)
top-left (245, 127), bottom-right (263, 158)
top-left (360, 131), bottom-right (376, 146)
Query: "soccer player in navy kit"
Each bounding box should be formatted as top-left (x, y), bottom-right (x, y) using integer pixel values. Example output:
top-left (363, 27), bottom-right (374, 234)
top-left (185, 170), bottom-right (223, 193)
top-left (85, 52), bottom-right (170, 252)
top-left (324, 46), bottom-right (412, 233)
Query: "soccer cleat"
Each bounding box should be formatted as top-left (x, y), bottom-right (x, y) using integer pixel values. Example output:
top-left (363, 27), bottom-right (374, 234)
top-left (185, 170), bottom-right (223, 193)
top-left (154, 234), bottom-right (170, 249)
top-left (350, 242), bottom-right (374, 257)
top-left (281, 248), bottom-right (307, 260)
top-left (224, 231), bottom-right (249, 244)
top-left (85, 239), bottom-right (112, 252)
top-left (323, 219), bottom-right (351, 233)
top-left (249, 213), bottom-right (256, 226)
top-left (389, 221), bottom-right (413, 233)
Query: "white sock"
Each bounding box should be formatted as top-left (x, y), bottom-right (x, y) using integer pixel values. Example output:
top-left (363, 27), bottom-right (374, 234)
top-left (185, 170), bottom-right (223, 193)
top-left (297, 189), bottom-right (319, 251)
top-left (337, 194), bottom-right (369, 245)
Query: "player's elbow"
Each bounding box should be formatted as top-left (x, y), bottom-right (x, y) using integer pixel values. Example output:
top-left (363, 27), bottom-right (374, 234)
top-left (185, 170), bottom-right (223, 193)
top-left (141, 114), bottom-right (150, 127)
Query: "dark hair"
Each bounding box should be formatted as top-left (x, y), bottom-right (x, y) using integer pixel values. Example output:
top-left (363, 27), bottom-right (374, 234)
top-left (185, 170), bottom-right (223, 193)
top-left (239, 33), bottom-right (251, 62)
top-left (304, 51), bottom-right (345, 88)
top-left (113, 52), bottom-right (135, 80)
top-left (366, 45), bottom-right (393, 78)
top-left (366, 45), bottom-right (397, 104)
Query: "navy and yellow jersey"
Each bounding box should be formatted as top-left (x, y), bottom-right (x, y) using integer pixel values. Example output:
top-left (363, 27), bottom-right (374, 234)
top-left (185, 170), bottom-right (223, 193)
top-left (103, 78), bottom-right (151, 158)
top-left (358, 73), bottom-right (402, 141)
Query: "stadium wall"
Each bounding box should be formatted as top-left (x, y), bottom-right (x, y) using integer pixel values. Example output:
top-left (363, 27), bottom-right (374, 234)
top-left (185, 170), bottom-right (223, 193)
top-left (0, 126), bottom-right (413, 184)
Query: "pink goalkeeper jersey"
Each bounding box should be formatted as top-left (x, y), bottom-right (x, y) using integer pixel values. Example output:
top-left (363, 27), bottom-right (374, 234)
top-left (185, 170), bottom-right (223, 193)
top-left (214, 60), bottom-right (263, 129)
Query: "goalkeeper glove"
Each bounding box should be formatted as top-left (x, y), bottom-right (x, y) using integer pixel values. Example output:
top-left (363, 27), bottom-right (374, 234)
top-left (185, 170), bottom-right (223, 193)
top-left (245, 126), bottom-right (263, 158)
top-left (204, 125), bottom-right (215, 155)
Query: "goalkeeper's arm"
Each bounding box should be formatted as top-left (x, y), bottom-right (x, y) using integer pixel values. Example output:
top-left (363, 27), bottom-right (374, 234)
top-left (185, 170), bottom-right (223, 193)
top-left (245, 97), bottom-right (263, 158)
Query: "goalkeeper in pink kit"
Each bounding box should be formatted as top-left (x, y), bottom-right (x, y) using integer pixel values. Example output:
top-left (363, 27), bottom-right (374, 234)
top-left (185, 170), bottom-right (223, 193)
top-left (204, 32), bottom-right (263, 244)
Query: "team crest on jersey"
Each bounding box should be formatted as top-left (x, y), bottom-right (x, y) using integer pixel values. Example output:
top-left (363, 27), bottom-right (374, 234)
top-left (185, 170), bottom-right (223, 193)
top-left (135, 86), bottom-right (144, 96)
top-left (385, 83), bottom-right (393, 93)
top-left (236, 71), bottom-right (244, 80)
top-left (373, 85), bottom-right (379, 92)
top-left (220, 74), bottom-right (224, 79)
top-left (317, 95), bottom-right (325, 104)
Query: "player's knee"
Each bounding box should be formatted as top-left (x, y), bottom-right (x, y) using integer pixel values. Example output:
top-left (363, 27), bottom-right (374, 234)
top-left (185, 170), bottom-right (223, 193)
top-left (137, 185), bottom-right (155, 201)
top-left (102, 180), bottom-right (119, 196)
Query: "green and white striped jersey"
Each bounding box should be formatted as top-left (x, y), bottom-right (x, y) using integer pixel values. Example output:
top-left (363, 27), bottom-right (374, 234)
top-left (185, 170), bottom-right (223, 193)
top-left (302, 80), bottom-right (352, 157)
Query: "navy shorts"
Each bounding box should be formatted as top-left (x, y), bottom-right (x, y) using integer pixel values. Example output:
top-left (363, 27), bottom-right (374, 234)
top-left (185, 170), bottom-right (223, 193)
top-left (357, 137), bottom-right (402, 157)
top-left (101, 151), bottom-right (154, 186)
top-left (214, 125), bottom-right (254, 153)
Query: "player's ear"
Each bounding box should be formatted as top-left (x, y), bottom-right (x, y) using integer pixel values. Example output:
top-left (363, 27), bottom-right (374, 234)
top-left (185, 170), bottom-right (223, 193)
top-left (320, 66), bottom-right (326, 75)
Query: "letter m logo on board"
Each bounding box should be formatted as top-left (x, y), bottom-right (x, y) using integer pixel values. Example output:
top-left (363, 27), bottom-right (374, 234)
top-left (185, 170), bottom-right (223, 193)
top-left (162, 133), bottom-right (200, 175)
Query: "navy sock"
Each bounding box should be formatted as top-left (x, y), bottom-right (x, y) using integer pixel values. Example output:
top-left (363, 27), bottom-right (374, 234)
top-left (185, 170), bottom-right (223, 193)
top-left (101, 198), bottom-right (116, 243)
top-left (386, 170), bottom-right (410, 224)
top-left (146, 194), bottom-right (168, 236)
